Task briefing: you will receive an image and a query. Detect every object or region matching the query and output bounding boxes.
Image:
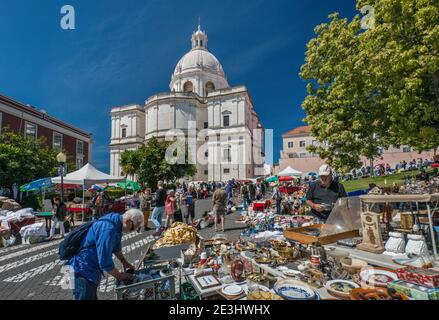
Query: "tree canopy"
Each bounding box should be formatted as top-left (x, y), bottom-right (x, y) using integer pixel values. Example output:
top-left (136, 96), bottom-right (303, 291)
top-left (120, 137), bottom-right (197, 190)
top-left (0, 130), bottom-right (58, 190)
top-left (300, 0), bottom-right (439, 172)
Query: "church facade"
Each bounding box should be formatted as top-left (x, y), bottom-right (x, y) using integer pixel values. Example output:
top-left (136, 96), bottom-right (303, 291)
top-left (109, 25), bottom-right (265, 182)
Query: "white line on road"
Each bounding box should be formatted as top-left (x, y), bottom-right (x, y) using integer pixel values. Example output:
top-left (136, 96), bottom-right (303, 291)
top-left (0, 240), bottom-right (62, 263)
top-left (3, 260), bottom-right (63, 283)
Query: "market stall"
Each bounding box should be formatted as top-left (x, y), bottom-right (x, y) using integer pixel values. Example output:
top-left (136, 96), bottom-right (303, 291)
top-left (51, 163), bottom-right (125, 221)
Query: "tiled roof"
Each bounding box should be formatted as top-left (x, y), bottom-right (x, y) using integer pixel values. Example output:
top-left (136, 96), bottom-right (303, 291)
top-left (283, 126), bottom-right (311, 137)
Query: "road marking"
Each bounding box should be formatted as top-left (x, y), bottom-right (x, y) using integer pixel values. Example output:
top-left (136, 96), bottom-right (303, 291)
top-left (0, 240), bottom-right (62, 263)
top-left (0, 249), bottom-right (58, 273)
top-left (4, 235), bottom-right (156, 286)
top-left (3, 260), bottom-right (63, 283)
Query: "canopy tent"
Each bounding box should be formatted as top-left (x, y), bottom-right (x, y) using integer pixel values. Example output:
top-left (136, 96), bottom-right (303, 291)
top-left (277, 166), bottom-right (303, 177)
top-left (51, 164), bottom-right (125, 220)
top-left (117, 180), bottom-right (141, 192)
top-left (51, 163), bottom-right (125, 185)
top-left (278, 176), bottom-right (299, 182)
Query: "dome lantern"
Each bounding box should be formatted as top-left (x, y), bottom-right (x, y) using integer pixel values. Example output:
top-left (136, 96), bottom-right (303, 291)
top-left (191, 24), bottom-right (208, 50)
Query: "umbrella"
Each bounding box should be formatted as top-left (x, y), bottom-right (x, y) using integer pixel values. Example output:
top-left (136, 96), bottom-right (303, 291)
top-left (266, 176), bottom-right (278, 183)
top-left (117, 180), bottom-right (141, 191)
top-left (308, 172), bottom-right (317, 176)
top-left (20, 178), bottom-right (53, 192)
top-left (88, 185), bottom-right (104, 192)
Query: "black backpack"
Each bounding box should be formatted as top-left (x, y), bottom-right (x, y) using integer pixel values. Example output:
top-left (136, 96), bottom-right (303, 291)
top-left (58, 218), bottom-right (116, 261)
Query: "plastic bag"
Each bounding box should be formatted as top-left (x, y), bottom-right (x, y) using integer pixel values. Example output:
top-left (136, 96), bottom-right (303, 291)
top-left (319, 196), bottom-right (362, 236)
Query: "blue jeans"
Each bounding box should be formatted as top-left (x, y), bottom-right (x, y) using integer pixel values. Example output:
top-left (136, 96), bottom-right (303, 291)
top-left (276, 201), bottom-right (281, 214)
top-left (73, 274), bottom-right (98, 300)
top-left (152, 206), bottom-right (165, 231)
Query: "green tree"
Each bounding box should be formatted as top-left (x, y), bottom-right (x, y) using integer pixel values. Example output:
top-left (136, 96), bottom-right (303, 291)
top-left (300, 0), bottom-right (439, 172)
top-left (0, 130), bottom-right (58, 191)
top-left (120, 149), bottom-right (141, 180)
top-left (136, 137), bottom-right (196, 190)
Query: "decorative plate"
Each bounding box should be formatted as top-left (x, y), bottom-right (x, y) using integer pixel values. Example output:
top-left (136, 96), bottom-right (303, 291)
top-left (222, 285), bottom-right (243, 296)
top-left (325, 280), bottom-right (359, 299)
top-left (359, 268), bottom-right (398, 287)
top-left (282, 269), bottom-right (302, 277)
top-left (274, 280), bottom-right (316, 300)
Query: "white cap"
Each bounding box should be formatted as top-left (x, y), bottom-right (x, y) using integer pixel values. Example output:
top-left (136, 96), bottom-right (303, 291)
top-left (319, 164), bottom-right (332, 176)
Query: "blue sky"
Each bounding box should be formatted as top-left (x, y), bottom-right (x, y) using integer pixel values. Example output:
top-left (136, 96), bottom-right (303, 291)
top-left (0, 0), bottom-right (357, 172)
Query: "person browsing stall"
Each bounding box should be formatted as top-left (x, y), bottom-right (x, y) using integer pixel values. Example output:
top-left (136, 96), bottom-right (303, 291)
top-left (306, 164), bottom-right (347, 222)
top-left (68, 209), bottom-right (144, 300)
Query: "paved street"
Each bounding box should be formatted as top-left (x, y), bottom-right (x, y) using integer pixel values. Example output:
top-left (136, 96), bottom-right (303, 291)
top-left (0, 198), bottom-right (246, 300)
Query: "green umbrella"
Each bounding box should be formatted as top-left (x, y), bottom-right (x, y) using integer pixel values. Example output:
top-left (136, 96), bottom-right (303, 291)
top-left (266, 176), bottom-right (278, 183)
top-left (116, 180), bottom-right (141, 191)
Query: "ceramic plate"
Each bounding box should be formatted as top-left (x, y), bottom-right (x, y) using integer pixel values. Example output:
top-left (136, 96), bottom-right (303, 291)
top-left (325, 280), bottom-right (359, 298)
top-left (222, 285), bottom-right (243, 296)
top-left (282, 269), bottom-right (302, 277)
top-left (359, 268), bottom-right (398, 287)
top-left (274, 280), bottom-right (316, 300)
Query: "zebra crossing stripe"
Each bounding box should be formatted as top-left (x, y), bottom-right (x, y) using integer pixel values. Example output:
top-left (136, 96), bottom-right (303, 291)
top-left (0, 240), bottom-right (62, 263)
top-left (0, 249), bottom-right (58, 273)
top-left (3, 236), bottom-right (156, 284)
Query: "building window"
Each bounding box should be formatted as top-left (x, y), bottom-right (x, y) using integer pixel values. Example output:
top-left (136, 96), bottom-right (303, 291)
top-left (224, 147), bottom-right (231, 162)
top-left (239, 136), bottom-right (244, 145)
top-left (25, 122), bottom-right (37, 142)
top-left (76, 140), bottom-right (84, 156)
top-left (402, 146), bottom-right (411, 153)
top-left (183, 81), bottom-right (194, 93)
top-left (288, 142), bottom-right (294, 148)
top-left (299, 152), bottom-right (308, 158)
top-left (204, 122), bottom-right (208, 129)
top-left (299, 141), bottom-right (306, 148)
top-left (121, 127), bottom-right (127, 138)
top-left (76, 158), bottom-right (83, 170)
top-left (223, 115), bottom-right (230, 127)
top-left (53, 132), bottom-right (63, 150)
top-left (224, 168), bottom-right (230, 174)
top-left (204, 170), bottom-right (208, 175)
top-left (205, 151), bottom-right (208, 158)
top-left (206, 82), bottom-right (215, 94)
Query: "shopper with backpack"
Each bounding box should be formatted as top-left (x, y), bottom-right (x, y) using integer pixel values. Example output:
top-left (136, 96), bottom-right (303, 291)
top-left (62, 209), bottom-right (144, 300)
top-left (272, 187), bottom-right (283, 214)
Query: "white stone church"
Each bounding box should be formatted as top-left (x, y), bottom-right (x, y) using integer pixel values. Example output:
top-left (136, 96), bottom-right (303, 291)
top-left (109, 25), bottom-right (265, 182)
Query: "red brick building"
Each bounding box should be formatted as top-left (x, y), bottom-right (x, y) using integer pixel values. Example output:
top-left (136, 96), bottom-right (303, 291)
top-left (0, 93), bottom-right (93, 169)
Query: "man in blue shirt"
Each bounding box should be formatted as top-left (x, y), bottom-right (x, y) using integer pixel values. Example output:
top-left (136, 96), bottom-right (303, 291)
top-left (68, 209), bottom-right (144, 300)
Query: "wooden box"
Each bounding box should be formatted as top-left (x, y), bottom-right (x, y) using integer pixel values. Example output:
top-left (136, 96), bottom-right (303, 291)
top-left (283, 224), bottom-right (360, 245)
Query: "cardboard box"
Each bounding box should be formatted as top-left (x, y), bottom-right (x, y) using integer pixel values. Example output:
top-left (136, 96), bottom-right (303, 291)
top-left (397, 267), bottom-right (439, 288)
top-left (388, 280), bottom-right (439, 300)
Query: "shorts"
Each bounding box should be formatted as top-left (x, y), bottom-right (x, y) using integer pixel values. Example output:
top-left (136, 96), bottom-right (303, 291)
top-left (213, 208), bottom-right (226, 217)
top-left (183, 205), bottom-right (195, 219)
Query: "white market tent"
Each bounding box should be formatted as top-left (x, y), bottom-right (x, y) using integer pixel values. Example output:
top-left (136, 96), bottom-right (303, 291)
top-left (51, 163), bottom-right (125, 185)
top-left (277, 166), bottom-right (303, 177)
top-left (51, 163), bottom-right (125, 220)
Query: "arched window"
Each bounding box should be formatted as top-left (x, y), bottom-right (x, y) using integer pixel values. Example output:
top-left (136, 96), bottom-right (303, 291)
top-left (205, 81), bottom-right (215, 94)
top-left (183, 81), bottom-right (194, 93)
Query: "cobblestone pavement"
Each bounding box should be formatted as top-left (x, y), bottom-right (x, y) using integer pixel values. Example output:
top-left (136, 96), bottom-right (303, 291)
top-left (0, 198), bottom-right (246, 300)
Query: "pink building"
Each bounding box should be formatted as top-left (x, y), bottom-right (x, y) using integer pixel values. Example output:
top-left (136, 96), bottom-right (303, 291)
top-left (275, 126), bottom-right (436, 175)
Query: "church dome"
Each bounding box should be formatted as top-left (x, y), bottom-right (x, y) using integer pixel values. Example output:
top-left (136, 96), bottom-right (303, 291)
top-left (170, 24), bottom-right (229, 96)
top-left (173, 49), bottom-right (225, 78)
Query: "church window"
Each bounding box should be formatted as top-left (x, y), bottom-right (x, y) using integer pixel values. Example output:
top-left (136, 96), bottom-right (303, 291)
top-left (206, 82), bottom-right (215, 94)
top-left (121, 128), bottom-right (127, 138)
top-left (183, 81), bottom-right (194, 93)
top-left (223, 115), bottom-right (230, 127)
top-left (204, 122), bottom-right (208, 129)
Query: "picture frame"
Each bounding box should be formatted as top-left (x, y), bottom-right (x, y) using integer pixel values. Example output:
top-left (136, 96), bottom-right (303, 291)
top-left (194, 274), bottom-right (221, 289)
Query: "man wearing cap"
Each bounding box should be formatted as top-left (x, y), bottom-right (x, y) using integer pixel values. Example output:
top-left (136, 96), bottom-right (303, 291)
top-left (306, 164), bottom-right (347, 223)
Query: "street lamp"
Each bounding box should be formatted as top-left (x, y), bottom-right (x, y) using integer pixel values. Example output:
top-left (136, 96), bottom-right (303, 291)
top-left (57, 152), bottom-right (67, 202)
